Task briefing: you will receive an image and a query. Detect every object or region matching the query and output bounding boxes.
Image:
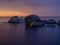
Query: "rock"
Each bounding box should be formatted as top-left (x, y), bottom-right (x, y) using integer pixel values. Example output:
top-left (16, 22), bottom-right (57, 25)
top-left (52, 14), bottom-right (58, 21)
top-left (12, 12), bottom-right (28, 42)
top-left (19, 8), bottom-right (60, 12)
top-left (8, 16), bottom-right (20, 23)
top-left (46, 19), bottom-right (56, 24)
top-left (19, 18), bottom-right (25, 23)
top-left (19, 16), bottom-right (25, 24)
top-left (57, 20), bottom-right (60, 25)
top-left (25, 14), bottom-right (41, 26)
top-left (44, 19), bottom-right (56, 27)
top-left (42, 20), bottom-right (47, 24)
top-left (30, 21), bottom-right (44, 27)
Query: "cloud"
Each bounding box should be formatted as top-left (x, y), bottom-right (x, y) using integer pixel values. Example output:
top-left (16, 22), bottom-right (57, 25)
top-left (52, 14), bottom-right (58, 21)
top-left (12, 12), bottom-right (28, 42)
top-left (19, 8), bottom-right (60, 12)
top-left (0, 0), bottom-right (60, 16)
top-left (0, 0), bottom-right (60, 7)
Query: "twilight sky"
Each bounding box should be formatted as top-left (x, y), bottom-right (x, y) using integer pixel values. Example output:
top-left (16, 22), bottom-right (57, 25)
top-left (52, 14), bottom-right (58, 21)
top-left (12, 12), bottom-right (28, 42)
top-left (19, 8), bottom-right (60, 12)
top-left (0, 0), bottom-right (60, 16)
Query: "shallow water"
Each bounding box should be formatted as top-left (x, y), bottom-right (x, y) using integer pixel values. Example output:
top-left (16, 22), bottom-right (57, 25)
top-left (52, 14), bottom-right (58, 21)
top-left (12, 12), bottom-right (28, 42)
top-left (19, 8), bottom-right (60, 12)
top-left (0, 23), bottom-right (60, 45)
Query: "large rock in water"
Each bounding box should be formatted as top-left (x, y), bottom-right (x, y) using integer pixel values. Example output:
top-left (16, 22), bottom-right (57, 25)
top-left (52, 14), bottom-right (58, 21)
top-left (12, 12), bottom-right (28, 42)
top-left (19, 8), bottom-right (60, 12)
top-left (8, 16), bottom-right (20, 23)
top-left (30, 21), bottom-right (44, 27)
top-left (25, 14), bottom-right (42, 26)
top-left (44, 19), bottom-right (56, 27)
top-left (46, 19), bottom-right (56, 24)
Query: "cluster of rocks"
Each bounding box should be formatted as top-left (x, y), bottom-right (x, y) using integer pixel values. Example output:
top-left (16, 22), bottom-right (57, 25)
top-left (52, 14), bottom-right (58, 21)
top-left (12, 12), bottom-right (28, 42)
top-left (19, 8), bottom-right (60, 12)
top-left (8, 14), bottom-right (60, 27)
top-left (8, 16), bottom-right (25, 24)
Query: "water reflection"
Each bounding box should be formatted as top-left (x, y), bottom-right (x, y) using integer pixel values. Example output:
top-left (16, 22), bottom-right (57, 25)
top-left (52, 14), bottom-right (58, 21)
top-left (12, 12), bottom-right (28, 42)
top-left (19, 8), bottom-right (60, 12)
top-left (25, 25), bottom-right (60, 45)
top-left (25, 26), bottom-right (40, 30)
top-left (0, 23), bottom-right (60, 45)
top-left (8, 24), bottom-right (25, 45)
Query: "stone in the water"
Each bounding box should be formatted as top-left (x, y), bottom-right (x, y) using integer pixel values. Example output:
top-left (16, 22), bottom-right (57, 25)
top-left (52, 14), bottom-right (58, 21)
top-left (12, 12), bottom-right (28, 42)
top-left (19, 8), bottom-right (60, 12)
top-left (25, 14), bottom-right (41, 26)
top-left (46, 19), bottom-right (56, 24)
top-left (43, 19), bottom-right (56, 27)
top-left (19, 16), bottom-right (25, 24)
top-left (30, 21), bottom-right (44, 27)
top-left (8, 16), bottom-right (20, 23)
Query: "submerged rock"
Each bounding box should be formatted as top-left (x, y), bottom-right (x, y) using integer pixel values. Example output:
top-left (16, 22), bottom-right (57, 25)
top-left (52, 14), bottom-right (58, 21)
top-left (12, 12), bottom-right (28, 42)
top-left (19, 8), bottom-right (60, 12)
top-left (8, 16), bottom-right (20, 23)
top-left (25, 14), bottom-right (41, 26)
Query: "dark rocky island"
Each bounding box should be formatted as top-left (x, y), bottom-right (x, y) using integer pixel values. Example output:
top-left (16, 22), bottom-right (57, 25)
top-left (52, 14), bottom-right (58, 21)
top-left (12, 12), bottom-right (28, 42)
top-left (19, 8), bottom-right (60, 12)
top-left (8, 16), bottom-right (20, 24)
top-left (24, 14), bottom-right (44, 27)
top-left (8, 14), bottom-right (60, 27)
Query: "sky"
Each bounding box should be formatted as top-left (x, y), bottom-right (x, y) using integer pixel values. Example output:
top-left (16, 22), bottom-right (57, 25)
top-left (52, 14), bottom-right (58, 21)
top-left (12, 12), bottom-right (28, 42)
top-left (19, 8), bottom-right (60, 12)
top-left (0, 0), bottom-right (60, 16)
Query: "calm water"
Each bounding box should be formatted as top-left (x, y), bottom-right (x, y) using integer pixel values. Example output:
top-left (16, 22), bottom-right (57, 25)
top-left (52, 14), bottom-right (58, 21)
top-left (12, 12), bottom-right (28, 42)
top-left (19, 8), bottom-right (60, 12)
top-left (0, 17), bottom-right (60, 45)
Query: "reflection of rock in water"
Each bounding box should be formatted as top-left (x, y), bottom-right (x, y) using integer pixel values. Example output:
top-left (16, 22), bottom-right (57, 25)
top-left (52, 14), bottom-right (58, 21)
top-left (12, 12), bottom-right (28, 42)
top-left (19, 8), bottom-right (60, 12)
top-left (25, 25), bottom-right (40, 30)
top-left (45, 24), bottom-right (56, 28)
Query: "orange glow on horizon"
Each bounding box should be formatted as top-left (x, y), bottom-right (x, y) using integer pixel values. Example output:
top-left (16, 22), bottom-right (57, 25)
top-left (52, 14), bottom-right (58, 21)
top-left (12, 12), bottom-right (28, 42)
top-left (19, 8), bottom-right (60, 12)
top-left (0, 11), bottom-right (29, 16)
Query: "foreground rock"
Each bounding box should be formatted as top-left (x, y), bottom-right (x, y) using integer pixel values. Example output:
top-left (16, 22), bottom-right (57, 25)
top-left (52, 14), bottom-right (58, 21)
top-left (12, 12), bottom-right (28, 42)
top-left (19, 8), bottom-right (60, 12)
top-left (8, 16), bottom-right (20, 23)
top-left (25, 14), bottom-right (41, 26)
top-left (30, 21), bottom-right (44, 27)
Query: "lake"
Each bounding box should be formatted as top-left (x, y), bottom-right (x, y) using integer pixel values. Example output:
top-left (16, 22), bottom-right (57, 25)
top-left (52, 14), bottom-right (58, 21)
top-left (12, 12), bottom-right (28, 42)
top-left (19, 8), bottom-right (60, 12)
top-left (0, 16), bottom-right (60, 45)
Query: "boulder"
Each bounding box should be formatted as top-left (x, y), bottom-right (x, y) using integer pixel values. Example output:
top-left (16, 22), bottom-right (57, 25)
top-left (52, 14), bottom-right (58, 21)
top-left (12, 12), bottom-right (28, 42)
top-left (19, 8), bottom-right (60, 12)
top-left (30, 21), bottom-right (44, 27)
top-left (44, 19), bottom-right (56, 27)
top-left (25, 14), bottom-right (41, 25)
top-left (8, 16), bottom-right (20, 23)
top-left (19, 16), bottom-right (25, 23)
top-left (46, 19), bottom-right (56, 24)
